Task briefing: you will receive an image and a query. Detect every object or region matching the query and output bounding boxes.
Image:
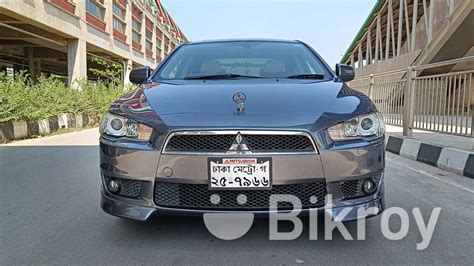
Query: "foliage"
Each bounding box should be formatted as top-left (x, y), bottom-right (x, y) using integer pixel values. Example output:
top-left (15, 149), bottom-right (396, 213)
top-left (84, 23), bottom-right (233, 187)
top-left (0, 72), bottom-right (130, 123)
top-left (89, 56), bottom-right (128, 89)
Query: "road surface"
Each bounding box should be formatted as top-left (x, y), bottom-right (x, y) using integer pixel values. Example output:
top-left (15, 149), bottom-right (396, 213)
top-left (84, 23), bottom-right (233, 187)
top-left (1, 128), bottom-right (473, 264)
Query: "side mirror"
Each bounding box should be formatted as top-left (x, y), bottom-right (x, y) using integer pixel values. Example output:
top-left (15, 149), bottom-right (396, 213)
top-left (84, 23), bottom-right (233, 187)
top-left (129, 66), bottom-right (152, 84)
top-left (335, 63), bottom-right (355, 82)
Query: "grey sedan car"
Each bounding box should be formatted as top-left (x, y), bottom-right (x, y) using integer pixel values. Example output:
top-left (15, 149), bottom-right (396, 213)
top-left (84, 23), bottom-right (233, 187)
top-left (99, 39), bottom-right (385, 221)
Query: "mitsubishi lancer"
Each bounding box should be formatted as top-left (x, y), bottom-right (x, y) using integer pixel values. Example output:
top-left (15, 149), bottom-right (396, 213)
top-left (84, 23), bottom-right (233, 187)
top-left (99, 39), bottom-right (385, 221)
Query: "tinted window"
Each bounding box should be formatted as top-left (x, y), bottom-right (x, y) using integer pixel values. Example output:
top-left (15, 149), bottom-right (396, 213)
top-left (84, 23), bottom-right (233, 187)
top-left (155, 41), bottom-right (330, 80)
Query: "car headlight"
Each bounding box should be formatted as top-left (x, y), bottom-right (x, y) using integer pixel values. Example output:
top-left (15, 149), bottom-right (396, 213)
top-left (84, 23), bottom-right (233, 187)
top-left (328, 112), bottom-right (385, 141)
top-left (100, 113), bottom-right (153, 141)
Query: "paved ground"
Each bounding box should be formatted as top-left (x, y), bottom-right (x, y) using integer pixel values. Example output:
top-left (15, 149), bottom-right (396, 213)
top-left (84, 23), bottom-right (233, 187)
top-left (1, 128), bottom-right (474, 265)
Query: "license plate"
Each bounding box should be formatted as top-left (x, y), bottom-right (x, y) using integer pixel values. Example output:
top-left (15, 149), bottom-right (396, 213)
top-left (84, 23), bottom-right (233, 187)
top-left (208, 158), bottom-right (272, 189)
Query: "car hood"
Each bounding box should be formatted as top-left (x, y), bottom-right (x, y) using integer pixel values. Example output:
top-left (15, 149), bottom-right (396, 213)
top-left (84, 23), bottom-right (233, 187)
top-left (109, 79), bottom-right (376, 131)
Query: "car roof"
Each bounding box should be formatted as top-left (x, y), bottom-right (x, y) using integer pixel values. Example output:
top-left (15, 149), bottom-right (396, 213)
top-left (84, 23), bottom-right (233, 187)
top-left (185, 39), bottom-right (300, 45)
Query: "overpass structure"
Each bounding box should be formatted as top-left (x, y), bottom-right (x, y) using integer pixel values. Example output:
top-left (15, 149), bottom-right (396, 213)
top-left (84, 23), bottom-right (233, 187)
top-left (0, 0), bottom-right (186, 87)
top-left (341, 0), bottom-right (474, 137)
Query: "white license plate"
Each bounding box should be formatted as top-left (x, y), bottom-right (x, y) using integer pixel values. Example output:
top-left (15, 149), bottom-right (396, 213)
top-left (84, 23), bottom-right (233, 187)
top-left (208, 158), bottom-right (272, 189)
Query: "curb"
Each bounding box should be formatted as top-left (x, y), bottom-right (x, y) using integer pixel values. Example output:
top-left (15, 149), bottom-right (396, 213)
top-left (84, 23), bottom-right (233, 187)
top-left (0, 113), bottom-right (100, 142)
top-left (386, 135), bottom-right (474, 178)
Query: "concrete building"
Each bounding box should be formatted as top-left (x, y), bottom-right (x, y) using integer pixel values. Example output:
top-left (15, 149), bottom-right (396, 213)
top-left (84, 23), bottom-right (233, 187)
top-left (340, 0), bottom-right (473, 137)
top-left (0, 0), bottom-right (186, 86)
top-left (341, 0), bottom-right (473, 77)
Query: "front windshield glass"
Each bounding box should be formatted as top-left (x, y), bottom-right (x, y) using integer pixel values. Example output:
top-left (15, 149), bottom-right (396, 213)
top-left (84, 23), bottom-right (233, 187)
top-left (154, 41), bottom-right (331, 80)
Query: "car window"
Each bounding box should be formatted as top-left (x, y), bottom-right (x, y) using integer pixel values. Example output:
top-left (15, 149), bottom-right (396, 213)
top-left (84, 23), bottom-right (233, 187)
top-left (154, 41), bottom-right (330, 80)
top-left (160, 57), bottom-right (184, 79)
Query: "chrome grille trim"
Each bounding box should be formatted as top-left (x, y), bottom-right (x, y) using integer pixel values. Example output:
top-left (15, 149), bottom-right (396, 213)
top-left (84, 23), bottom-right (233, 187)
top-left (162, 130), bottom-right (318, 155)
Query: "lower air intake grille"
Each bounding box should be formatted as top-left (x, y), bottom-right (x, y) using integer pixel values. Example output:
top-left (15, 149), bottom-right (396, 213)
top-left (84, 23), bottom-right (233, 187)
top-left (340, 174), bottom-right (382, 199)
top-left (105, 176), bottom-right (142, 199)
top-left (118, 179), bottom-right (142, 198)
top-left (154, 182), bottom-right (327, 210)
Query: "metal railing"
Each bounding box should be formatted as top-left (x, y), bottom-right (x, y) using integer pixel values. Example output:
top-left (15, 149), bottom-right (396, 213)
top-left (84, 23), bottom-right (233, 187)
top-left (349, 56), bottom-right (474, 137)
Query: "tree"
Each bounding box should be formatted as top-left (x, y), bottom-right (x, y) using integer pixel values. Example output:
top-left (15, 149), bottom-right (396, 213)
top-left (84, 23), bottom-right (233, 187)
top-left (89, 56), bottom-right (126, 89)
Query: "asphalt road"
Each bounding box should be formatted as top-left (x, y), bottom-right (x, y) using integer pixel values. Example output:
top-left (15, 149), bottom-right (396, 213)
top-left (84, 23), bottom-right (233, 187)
top-left (1, 128), bottom-right (474, 265)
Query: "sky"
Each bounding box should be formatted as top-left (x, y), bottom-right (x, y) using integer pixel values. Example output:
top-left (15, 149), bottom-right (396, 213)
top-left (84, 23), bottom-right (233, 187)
top-left (161, 0), bottom-right (376, 67)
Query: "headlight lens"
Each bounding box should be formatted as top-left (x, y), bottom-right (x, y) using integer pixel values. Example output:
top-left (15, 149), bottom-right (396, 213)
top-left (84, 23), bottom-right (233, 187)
top-left (328, 112), bottom-right (385, 141)
top-left (100, 113), bottom-right (153, 141)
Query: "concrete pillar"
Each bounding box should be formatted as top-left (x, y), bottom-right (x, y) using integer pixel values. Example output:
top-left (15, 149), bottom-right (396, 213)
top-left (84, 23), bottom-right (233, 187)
top-left (152, 19), bottom-right (156, 67)
top-left (427, 0), bottom-right (435, 43)
top-left (26, 47), bottom-right (36, 82)
top-left (67, 38), bottom-right (87, 89)
top-left (140, 12), bottom-right (146, 54)
top-left (104, 0), bottom-right (113, 41)
top-left (35, 59), bottom-right (41, 77)
top-left (123, 59), bottom-right (133, 86)
top-left (161, 29), bottom-right (165, 59)
top-left (403, 67), bottom-right (416, 137)
top-left (448, 0), bottom-right (455, 15)
top-left (76, 0), bottom-right (86, 20)
top-left (35, 60), bottom-right (41, 77)
top-left (125, 1), bottom-right (133, 48)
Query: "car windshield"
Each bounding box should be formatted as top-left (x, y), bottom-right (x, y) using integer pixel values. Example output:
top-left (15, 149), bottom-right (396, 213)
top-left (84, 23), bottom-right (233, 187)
top-left (154, 41), bottom-right (331, 80)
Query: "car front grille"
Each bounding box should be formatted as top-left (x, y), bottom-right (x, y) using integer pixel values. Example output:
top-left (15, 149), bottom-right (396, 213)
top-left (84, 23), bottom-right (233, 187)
top-left (243, 134), bottom-right (314, 153)
top-left (165, 134), bottom-right (235, 153)
top-left (339, 174), bottom-right (382, 199)
top-left (164, 132), bottom-right (315, 153)
top-left (154, 181), bottom-right (327, 210)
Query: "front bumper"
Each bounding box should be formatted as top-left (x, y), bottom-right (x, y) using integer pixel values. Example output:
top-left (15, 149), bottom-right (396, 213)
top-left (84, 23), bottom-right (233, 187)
top-left (100, 182), bottom-right (385, 221)
top-left (99, 132), bottom-right (386, 222)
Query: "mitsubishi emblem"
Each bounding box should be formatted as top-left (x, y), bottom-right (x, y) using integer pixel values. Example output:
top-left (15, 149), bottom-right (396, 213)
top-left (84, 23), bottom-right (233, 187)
top-left (227, 132), bottom-right (251, 153)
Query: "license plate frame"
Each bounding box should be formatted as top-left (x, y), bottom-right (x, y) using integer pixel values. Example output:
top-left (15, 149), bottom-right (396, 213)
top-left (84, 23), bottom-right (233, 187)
top-left (208, 157), bottom-right (272, 190)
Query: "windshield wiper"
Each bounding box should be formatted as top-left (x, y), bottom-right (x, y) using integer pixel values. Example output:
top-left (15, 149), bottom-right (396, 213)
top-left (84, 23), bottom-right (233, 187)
top-left (184, 73), bottom-right (262, 80)
top-left (285, 74), bottom-right (325, 79)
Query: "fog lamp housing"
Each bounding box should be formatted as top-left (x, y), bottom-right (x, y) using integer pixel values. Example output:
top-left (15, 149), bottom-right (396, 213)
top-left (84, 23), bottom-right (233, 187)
top-left (108, 179), bottom-right (121, 193)
top-left (362, 179), bottom-right (376, 194)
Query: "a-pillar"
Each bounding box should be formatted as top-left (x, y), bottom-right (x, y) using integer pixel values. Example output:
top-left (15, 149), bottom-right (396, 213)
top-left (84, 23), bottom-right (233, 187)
top-left (67, 38), bottom-right (87, 89)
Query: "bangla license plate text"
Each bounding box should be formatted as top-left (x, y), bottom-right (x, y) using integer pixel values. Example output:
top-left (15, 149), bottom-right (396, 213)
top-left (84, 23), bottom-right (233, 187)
top-left (209, 158), bottom-right (270, 188)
